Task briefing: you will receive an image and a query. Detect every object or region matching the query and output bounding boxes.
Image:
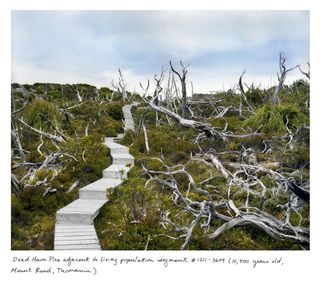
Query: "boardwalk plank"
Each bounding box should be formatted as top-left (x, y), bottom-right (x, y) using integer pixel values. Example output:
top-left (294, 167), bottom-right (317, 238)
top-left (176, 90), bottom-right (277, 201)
top-left (54, 103), bottom-right (137, 250)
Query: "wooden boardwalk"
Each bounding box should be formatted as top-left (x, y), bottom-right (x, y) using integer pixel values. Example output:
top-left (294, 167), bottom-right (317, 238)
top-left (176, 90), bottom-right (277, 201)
top-left (54, 103), bottom-right (136, 250)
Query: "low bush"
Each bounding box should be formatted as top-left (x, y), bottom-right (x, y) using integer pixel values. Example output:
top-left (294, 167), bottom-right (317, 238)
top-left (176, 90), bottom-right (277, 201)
top-left (105, 102), bottom-right (124, 121)
top-left (243, 104), bottom-right (308, 134)
top-left (24, 99), bottom-right (62, 132)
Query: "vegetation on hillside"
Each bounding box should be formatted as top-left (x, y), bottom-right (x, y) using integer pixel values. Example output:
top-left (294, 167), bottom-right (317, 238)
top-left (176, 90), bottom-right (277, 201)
top-left (11, 83), bottom-right (125, 249)
top-left (11, 57), bottom-right (310, 250)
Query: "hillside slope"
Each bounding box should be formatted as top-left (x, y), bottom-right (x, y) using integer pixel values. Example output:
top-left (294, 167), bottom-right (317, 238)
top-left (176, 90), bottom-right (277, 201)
top-left (11, 79), bottom-right (309, 250)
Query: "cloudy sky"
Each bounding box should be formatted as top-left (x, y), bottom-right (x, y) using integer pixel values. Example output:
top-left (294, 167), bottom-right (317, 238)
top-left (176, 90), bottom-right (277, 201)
top-left (11, 10), bottom-right (309, 93)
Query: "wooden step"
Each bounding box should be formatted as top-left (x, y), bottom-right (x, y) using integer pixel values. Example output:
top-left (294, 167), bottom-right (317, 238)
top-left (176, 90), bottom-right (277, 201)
top-left (110, 147), bottom-right (129, 154)
top-left (79, 178), bottom-right (122, 200)
top-left (111, 153), bottom-right (134, 165)
top-left (55, 224), bottom-right (97, 232)
top-left (102, 164), bottom-right (132, 179)
top-left (56, 199), bottom-right (106, 225)
top-left (104, 140), bottom-right (127, 148)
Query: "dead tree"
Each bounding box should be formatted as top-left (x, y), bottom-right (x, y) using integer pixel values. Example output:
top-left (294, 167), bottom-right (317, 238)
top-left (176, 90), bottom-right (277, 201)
top-left (238, 71), bottom-right (255, 118)
top-left (118, 69), bottom-right (127, 101)
top-left (11, 122), bottom-right (26, 162)
top-left (191, 81), bottom-right (194, 99)
top-left (11, 91), bottom-right (29, 161)
top-left (299, 62), bottom-right (310, 79)
top-left (136, 60), bottom-right (309, 250)
top-left (170, 61), bottom-right (188, 118)
top-left (153, 69), bottom-right (165, 105)
top-left (11, 174), bottom-right (23, 197)
top-left (14, 116), bottom-right (65, 143)
top-left (142, 122), bottom-right (150, 154)
top-left (272, 52), bottom-right (299, 105)
top-left (142, 155), bottom-right (309, 249)
top-left (153, 70), bottom-right (165, 127)
top-left (146, 95), bottom-right (261, 139)
top-left (164, 70), bottom-right (172, 108)
top-left (75, 86), bottom-right (84, 102)
top-left (111, 69), bottom-right (128, 101)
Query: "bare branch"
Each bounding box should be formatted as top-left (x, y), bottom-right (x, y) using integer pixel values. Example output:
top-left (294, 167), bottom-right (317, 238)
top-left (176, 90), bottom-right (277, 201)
top-left (14, 117), bottom-right (64, 143)
top-left (142, 122), bottom-right (150, 154)
top-left (75, 86), bottom-right (84, 102)
top-left (118, 69), bottom-right (127, 101)
top-left (147, 98), bottom-right (261, 139)
top-left (139, 80), bottom-right (150, 98)
top-left (299, 62), bottom-right (310, 79)
top-left (272, 52), bottom-right (299, 105)
top-left (238, 70), bottom-right (255, 114)
top-left (11, 124), bottom-right (26, 161)
top-left (170, 61), bottom-right (188, 118)
top-left (67, 179), bottom-right (80, 193)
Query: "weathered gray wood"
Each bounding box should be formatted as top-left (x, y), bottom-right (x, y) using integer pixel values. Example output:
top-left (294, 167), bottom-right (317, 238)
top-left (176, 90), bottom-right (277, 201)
top-left (55, 233), bottom-right (95, 237)
top-left (103, 164), bottom-right (132, 179)
top-left (54, 103), bottom-right (137, 250)
top-left (55, 225), bottom-right (96, 232)
top-left (123, 104), bottom-right (135, 130)
top-left (111, 153), bottom-right (134, 165)
top-left (55, 245), bottom-right (101, 250)
top-left (54, 224), bottom-right (101, 250)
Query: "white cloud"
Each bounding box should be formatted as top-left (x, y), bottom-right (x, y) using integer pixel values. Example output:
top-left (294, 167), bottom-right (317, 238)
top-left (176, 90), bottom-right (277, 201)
top-left (135, 11), bottom-right (309, 57)
top-left (11, 11), bottom-right (309, 93)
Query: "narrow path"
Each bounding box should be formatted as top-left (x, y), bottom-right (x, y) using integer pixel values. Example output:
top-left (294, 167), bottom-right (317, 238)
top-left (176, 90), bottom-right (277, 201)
top-left (54, 103), bottom-right (136, 250)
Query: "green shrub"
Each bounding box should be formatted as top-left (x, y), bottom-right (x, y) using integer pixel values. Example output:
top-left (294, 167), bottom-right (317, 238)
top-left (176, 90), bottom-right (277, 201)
top-left (105, 102), bottom-right (124, 121)
top-left (99, 87), bottom-right (113, 100)
top-left (24, 99), bottom-right (62, 132)
top-left (209, 116), bottom-right (243, 132)
top-left (245, 87), bottom-right (266, 106)
top-left (243, 104), bottom-right (308, 134)
top-left (61, 136), bottom-right (111, 185)
top-left (46, 90), bottom-right (61, 100)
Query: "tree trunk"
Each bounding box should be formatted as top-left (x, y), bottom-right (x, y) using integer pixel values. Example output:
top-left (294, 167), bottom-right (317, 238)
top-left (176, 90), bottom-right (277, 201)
top-left (181, 80), bottom-right (187, 118)
top-left (142, 122), bottom-right (150, 154)
top-left (170, 61), bottom-right (188, 119)
top-left (272, 52), bottom-right (299, 106)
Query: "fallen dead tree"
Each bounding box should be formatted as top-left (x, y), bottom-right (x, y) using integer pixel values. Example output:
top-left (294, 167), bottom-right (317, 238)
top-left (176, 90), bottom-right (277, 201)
top-left (135, 58), bottom-right (309, 249)
top-left (142, 155), bottom-right (309, 249)
top-left (147, 96), bottom-right (261, 139)
top-left (14, 116), bottom-right (65, 143)
top-left (10, 108), bottom-right (79, 197)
